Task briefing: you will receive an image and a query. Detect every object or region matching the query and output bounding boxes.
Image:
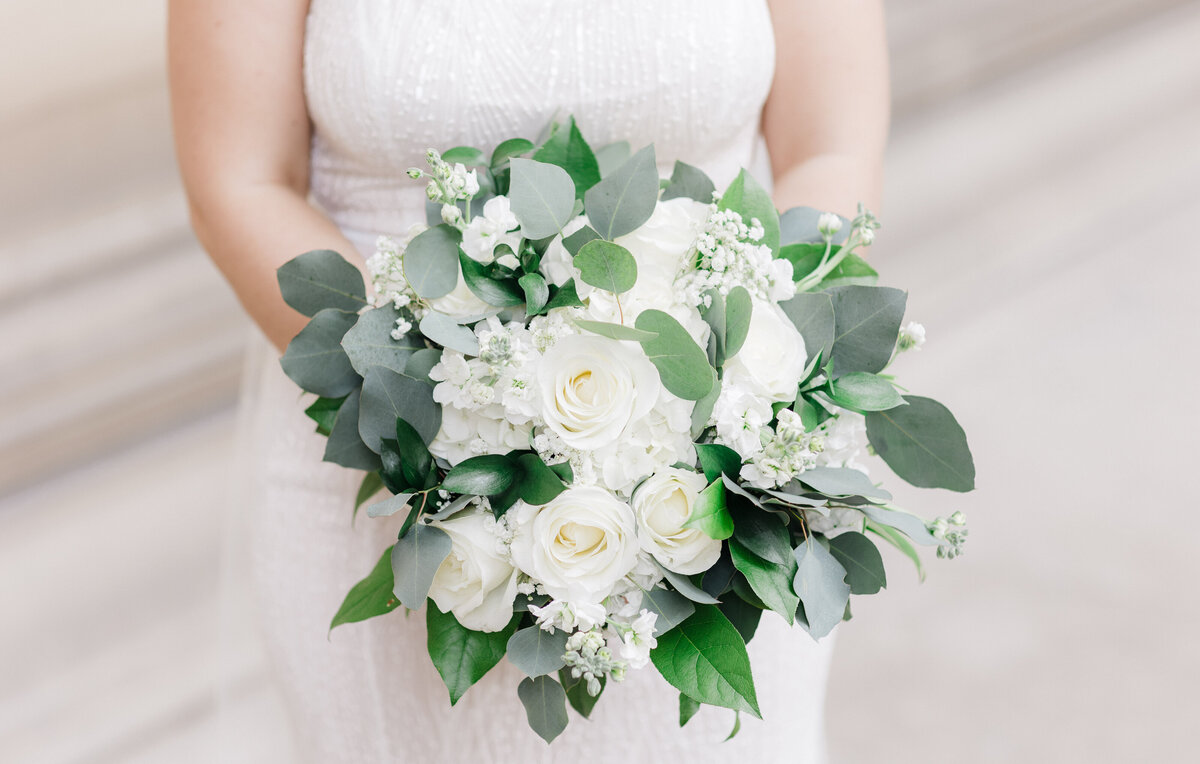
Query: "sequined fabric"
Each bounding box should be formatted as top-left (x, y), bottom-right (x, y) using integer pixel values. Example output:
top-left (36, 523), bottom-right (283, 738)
top-left (244, 2), bottom-right (836, 761)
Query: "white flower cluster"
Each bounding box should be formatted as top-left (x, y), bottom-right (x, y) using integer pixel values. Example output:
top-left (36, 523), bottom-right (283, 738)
top-left (461, 196), bottom-right (522, 268)
top-left (675, 206), bottom-right (795, 307)
top-left (740, 409), bottom-right (822, 489)
top-left (408, 148), bottom-right (480, 206)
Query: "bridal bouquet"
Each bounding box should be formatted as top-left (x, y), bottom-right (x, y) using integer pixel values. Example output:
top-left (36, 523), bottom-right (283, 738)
top-left (276, 118), bottom-right (974, 742)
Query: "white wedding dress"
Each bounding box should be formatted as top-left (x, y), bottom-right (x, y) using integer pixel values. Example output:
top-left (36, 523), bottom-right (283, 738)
top-left (238, 2), bottom-right (836, 761)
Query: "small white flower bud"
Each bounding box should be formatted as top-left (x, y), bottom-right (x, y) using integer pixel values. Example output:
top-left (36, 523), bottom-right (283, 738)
top-left (898, 321), bottom-right (926, 352)
top-left (406, 167), bottom-right (423, 179)
top-left (441, 203), bottom-right (463, 225)
top-left (463, 169), bottom-right (480, 196)
top-left (859, 227), bottom-right (876, 245)
top-left (817, 212), bottom-right (843, 239)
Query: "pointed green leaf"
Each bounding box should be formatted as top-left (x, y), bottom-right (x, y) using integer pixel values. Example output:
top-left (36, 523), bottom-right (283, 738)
top-left (561, 669), bottom-right (605, 719)
top-left (532, 116), bottom-right (601, 199)
top-left (728, 501), bottom-right (791, 566)
top-left (491, 138), bottom-right (535, 168)
top-left (729, 538), bottom-right (798, 625)
top-left (865, 395), bottom-right (976, 492)
top-left (514, 453), bottom-right (567, 505)
top-left (679, 692), bottom-right (701, 726)
top-left (390, 523), bottom-right (451, 610)
top-left (518, 675), bottom-right (569, 743)
top-left (827, 371), bottom-right (906, 412)
top-left (427, 605), bottom-right (518, 705)
top-left (718, 170), bottom-right (779, 255)
top-left (329, 545), bottom-right (399, 631)
top-left (304, 395), bottom-right (345, 436)
top-left (458, 252), bottom-right (525, 307)
top-left (695, 443), bottom-right (742, 483)
top-left (520, 272), bottom-right (549, 315)
top-left (682, 478), bottom-right (734, 541)
top-left (653, 559), bottom-right (721, 604)
top-left (649, 604), bottom-right (760, 718)
top-left (442, 454), bottom-right (517, 496)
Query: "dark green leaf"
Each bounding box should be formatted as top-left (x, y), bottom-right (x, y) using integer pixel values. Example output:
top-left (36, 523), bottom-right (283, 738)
top-left (390, 523), bottom-right (451, 609)
top-left (827, 285), bottom-right (907, 376)
top-left (650, 604), bottom-right (760, 718)
top-left (778, 293), bottom-right (835, 369)
top-left (699, 289), bottom-right (727, 366)
top-left (640, 586), bottom-right (696, 635)
top-left (458, 252), bottom-right (525, 307)
top-left (509, 158), bottom-right (576, 239)
top-left (404, 225), bottom-right (463, 300)
top-left (574, 318), bottom-right (657, 341)
top-left (544, 279), bottom-right (585, 311)
top-left (828, 531), bottom-right (887, 595)
top-left (324, 389), bottom-right (382, 471)
top-left (280, 308), bottom-right (360, 397)
top-left (661, 161), bottom-right (717, 203)
top-left (329, 545), bottom-right (399, 631)
top-left (827, 372), bottom-right (906, 412)
top-left (584, 144), bottom-right (659, 240)
top-left (682, 478), bottom-right (734, 541)
top-left (491, 138), bottom-right (535, 168)
top-left (277, 249), bottom-right (368, 317)
top-left (532, 116), bottom-right (601, 200)
top-left (718, 170), bottom-right (779, 255)
top-left (728, 502), bottom-right (791, 566)
top-left (427, 606), bottom-right (518, 705)
top-left (792, 539), bottom-right (850, 639)
top-left (718, 595), bottom-right (763, 644)
top-left (520, 273), bottom-right (549, 315)
top-left (634, 309), bottom-right (716, 401)
top-left (341, 306), bottom-right (424, 376)
top-left (865, 395), bottom-right (976, 492)
top-left (729, 537), bottom-right (798, 625)
top-left (518, 675), bottom-right (569, 743)
top-left (443, 454), bottom-right (517, 496)
top-left (394, 417), bottom-right (433, 486)
top-left (305, 395), bottom-right (345, 436)
top-left (506, 626), bottom-right (570, 677)
top-left (695, 443), bottom-right (742, 483)
top-left (548, 461), bottom-right (574, 484)
top-left (514, 453), bottom-right (567, 505)
top-left (574, 239), bottom-right (638, 294)
top-left (679, 692), bottom-right (701, 726)
top-left (358, 367), bottom-right (441, 452)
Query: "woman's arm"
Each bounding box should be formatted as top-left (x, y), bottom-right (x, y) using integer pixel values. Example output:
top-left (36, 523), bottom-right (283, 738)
top-left (763, 0), bottom-right (890, 217)
top-left (168, 0), bottom-right (360, 352)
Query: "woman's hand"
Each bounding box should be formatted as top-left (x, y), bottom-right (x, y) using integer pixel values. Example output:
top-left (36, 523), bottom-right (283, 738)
top-left (763, 0), bottom-right (890, 217)
top-left (168, 0), bottom-right (363, 352)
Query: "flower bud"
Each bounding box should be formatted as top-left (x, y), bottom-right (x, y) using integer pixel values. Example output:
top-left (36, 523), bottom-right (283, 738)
top-left (441, 203), bottom-right (463, 225)
top-left (817, 212), bottom-right (843, 239)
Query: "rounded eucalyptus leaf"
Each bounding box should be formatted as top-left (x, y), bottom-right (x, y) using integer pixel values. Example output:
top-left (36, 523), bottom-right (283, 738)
top-left (661, 160), bottom-right (716, 203)
top-left (358, 367), bottom-right (441, 452)
top-left (517, 675), bottom-right (569, 744)
top-left (508, 158), bottom-right (576, 239)
top-left (826, 285), bottom-right (907, 376)
top-left (792, 540), bottom-right (851, 639)
top-left (634, 309), bottom-right (715, 401)
top-left (390, 523), bottom-right (451, 610)
top-left (778, 293), bottom-right (835, 369)
top-left (506, 626), bottom-right (570, 677)
top-left (583, 144), bottom-right (658, 239)
top-left (405, 225), bottom-right (463, 299)
top-left (341, 306), bottom-right (424, 376)
top-left (280, 308), bottom-right (360, 397)
top-left (865, 396), bottom-right (975, 492)
top-left (277, 249), bottom-right (368, 317)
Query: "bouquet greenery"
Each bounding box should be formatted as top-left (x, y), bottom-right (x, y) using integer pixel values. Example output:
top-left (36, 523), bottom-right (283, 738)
top-left (276, 117), bottom-right (974, 743)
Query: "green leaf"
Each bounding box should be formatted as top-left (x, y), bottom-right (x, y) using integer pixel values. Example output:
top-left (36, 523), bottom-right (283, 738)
top-left (650, 604), bottom-right (760, 718)
top-left (778, 292), bottom-right (835, 369)
top-left (797, 466), bottom-right (891, 501)
top-left (584, 144), bottom-right (659, 240)
top-left (695, 443), bottom-right (742, 483)
top-left (329, 545), bottom-right (399, 631)
top-left (341, 306), bottom-right (424, 376)
top-left (661, 161), bottom-right (717, 203)
top-left (358, 367), bottom-right (441, 452)
top-left (404, 348), bottom-right (442, 385)
top-left (427, 605), bottom-right (518, 705)
top-left (653, 560), bottom-right (721, 604)
top-left (441, 146), bottom-right (486, 165)
top-left (865, 395), bottom-right (976, 492)
top-left (792, 540), bottom-right (851, 639)
top-left (561, 225), bottom-right (601, 256)
top-left (827, 372), bottom-right (906, 412)
top-left (353, 471), bottom-right (384, 522)
top-left (390, 523), bottom-right (452, 609)
top-left (682, 478), bottom-right (734, 541)
top-left (548, 461), bottom-right (574, 484)
top-left (509, 158), bottom-right (577, 239)
top-left (679, 692), bottom-right (701, 726)
top-left (860, 505), bottom-right (940, 546)
top-left (724, 286), bottom-right (753, 359)
top-left (640, 586), bottom-right (696, 635)
top-left (779, 244), bottom-right (876, 288)
top-left (304, 395), bottom-right (345, 436)
top-left (561, 669), bottom-right (604, 719)
top-left (442, 454), bottom-right (517, 496)
top-left (544, 279), bottom-right (585, 311)
top-left (718, 170), bottom-right (779, 255)
top-left (634, 309), bottom-right (716, 401)
top-left (728, 502), bottom-right (791, 566)
top-left (490, 137), bottom-right (535, 168)
top-left (827, 285), bottom-right (907, 376)
top-left (818, 253), bottom-right (878, 289)
top-left (518, 675), bottom-right (569, 743)
top-left (418, 311), bottom-right (481, 355)
top-left (532, 116), bottom-right (601, 200)
top-left (520, 273), bottom-right (549, 315)
top-left (404, 224), bottom-right (463, 300)
top-left (779, 207), bottom-right (850, 246)
top-left (574, 239), bottom-right (638, 294)
top-left (729, 538), bottom-right (798, 625)
top-left (718, 595), bottom-right (763, 644)
top-left (725, 711), bottom-right (742, 741)
top-left (277, 249), bottom-right (368, 317)
top-left (366, 491), bottom-right (414, 519)
top-left (828, 531), bottom-right (887, 595)
top-left (867, 521), bottom-right (926, 581)
top-left (323, 389), bottom-right (382, 471)
top-left (699, 288), bottom-right (726, 366)
top-left (280, 309), bottom-right (360, 397)
top-left (594, 140), bottom-right (631, 178)
top-left (574, 318), bottom-right (657, 341)
top-left (458, 252), bottom-right (525, 307)
top-left (514, 453), bottom-right (567, 505)
top-left (690, 377), bottom-right (721, 438)
top-left (394, 417), bottom-right (434, 487)
top-left (506, 626), bottom-right (570, 677)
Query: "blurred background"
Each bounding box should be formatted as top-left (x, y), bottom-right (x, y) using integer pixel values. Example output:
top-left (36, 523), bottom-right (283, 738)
top-left (2, 1), bottom-right (1197, 761)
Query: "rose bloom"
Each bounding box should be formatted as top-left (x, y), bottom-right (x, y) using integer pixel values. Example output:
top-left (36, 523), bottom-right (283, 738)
top-left (427, 511), bottom-right (520, 632)
top-left (724, 298), bottom-right (808, 402)
top-left (631, 468), bottom-right (722, 575)
top-left (536, 334), bottom-right (660, 451)
top-left (508, 486), bottom-right (640, 604)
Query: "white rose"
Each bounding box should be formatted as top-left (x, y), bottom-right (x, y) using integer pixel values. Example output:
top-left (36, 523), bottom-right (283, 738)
top-left (428, 264), bottom-right (492, 318)
top-left (508, 487), bottom-right (640, 603)
top-left (536, 334), bottom-right (661, 450)
top-left (427, 511), bottom-right (520, 632)
top-left (724, 299), bottom-right (808, 402)
top-left (461, 196), bottom-right (522, 264)
top-left (631, 468), bottom-right (722, 575)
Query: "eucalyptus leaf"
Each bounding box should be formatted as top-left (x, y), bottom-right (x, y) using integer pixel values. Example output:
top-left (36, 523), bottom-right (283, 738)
top-left (724, 286), bottom-right (753, 359)
top-left (662, 160), bottom-right (717, 203)
top-left (729, 538), bottom-right (798, 625)
top-left (574, 239), bottom-right (638, 294)
top-left (865, 396), bottom-right (976, 492)
top-left (324, 389), bottom-right (382, 471)
top-left (584, 144), bottom-right (659, 240)
top-left (690, 377), bottom-right (721, 438)
top-left (277, 249), bottom-right (368, 317)
top-left (792, 540), bottom-right (851, 639)
top-left (419, 311), bottom-right (481, 355)
top-left (404, 225), bottom-right (463, 300)
top-left (778, 207), bottom-right (850, 246)
top-left (366, 492), bottom-right (414, 518)
top-left (860, 505), bottom-right (940, 546)
top-left (718, 170), bottom-right (779, 255)
top-left (797, 466), bottom-right (892, 501)
top-left (506, 626), bottom-right (570, 677)
top-left (532, 116), bottom-right (601, 199)
top-left (509, 158), bottom-right (576, 239)
top-left (518, 675), bottom-right (569, 744)
top-left (682, 478), bottom-right (734, 541)
top-left (699, 289), bottom-right (727, 366)
top-left (828, 531), bottom-right (887, 595)
top-left (594, 140), bottom-right (631, 178)
top-left (280, 309), bottom-right (360, 397)
top-left (404, 348), bottom-right (442, 385)
top-left (640, 586), bottom-right (696, 635)
top-left (358, 367), bottom-right (441, 451)
top-left (562, 225), bottom-right (601, 256)
top-left (635, 309), bottom-right (715, 401)
top-left (341, 306), bottom-right (424, 376)
top-left (827, 372), bottom-right (906, 412)
top-left (427, 605), bottom-right (518, 705)
top-left (329, 545), bottom-right (399, 632)
top-left (561, 669), bottom-right (604, 719)
top-left (649, 604), bottom-right (760, 718)
top-left (778, 293), bottom-right (835, 368)
top-left (574, 318), bottom-right (657, 341)
top-left (827, 285), bottom-right (907, 376)
top-left (390, 523), bottom-right (451, 610)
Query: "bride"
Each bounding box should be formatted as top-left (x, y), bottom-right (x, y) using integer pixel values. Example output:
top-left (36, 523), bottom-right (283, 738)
top-left (168, 1), bottom-right (888, 761)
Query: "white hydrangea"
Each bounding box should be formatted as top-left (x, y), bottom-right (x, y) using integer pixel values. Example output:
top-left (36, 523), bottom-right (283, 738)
top-left (816, 412), bottom-right (871, 474)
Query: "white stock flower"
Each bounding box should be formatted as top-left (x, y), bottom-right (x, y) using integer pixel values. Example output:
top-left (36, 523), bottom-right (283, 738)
top-left (536, 334), bottom-right (661, 451)
top-left (540, 216), bottom-right (589, 287)
top-left (617, 609), bottom-right (658, 669)
top-left (816, 412), bottom-right (870, 474)
top-left (806, 507), bottom-right (865, 539)
top-left (462, 196), bottom-right (521, 264)
top-left (724, 299), bottom-right (808, 402)
top-left (428, 265), bottom-right (491, 318)
top-left (508, 487), bottom-right (640, 604)
top-left (630, 468), bottom-right (722, 575)
top-left (710, 381), bottom-right (774, 459)
top-left (528, 598), bottom-right (607, 634)
top-left (427, 511), bottom-right (520, 632)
